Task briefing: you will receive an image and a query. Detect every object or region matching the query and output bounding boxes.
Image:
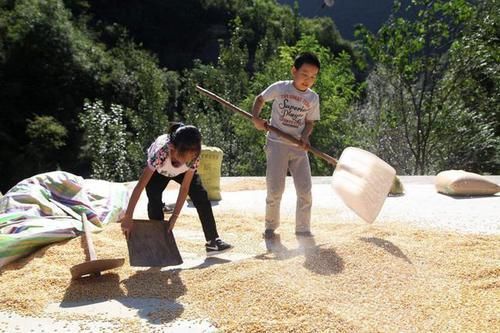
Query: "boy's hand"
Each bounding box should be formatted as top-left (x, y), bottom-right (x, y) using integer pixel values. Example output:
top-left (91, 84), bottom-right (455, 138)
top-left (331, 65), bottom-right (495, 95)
top-left (299, 135), bottom-right (311, 150)
top-left (252, 117), bottom-right (268, 131)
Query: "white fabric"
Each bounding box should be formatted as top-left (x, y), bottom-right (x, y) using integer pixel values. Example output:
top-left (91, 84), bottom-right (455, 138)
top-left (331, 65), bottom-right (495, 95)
top-left (147, 134), bottom-right (190, 177)
top-left (264, 139), bottom-right (312, 232)
top-left (260, 80), bottom-right (320, 145)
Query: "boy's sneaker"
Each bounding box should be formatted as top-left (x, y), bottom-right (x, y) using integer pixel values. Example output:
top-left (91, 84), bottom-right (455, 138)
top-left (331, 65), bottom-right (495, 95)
top-left (205, 238), bottom-right (233, 256)
top-left (263, 229), bottom-right (277, 239)
top-left (295, 231), bottom-right (314, 238)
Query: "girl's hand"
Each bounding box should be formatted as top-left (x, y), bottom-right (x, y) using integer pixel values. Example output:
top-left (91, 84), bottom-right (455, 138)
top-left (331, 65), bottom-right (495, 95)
top-left (121, 215), bottom-right (134, 239)
top-left (167, 214), bottom-right (178, 232)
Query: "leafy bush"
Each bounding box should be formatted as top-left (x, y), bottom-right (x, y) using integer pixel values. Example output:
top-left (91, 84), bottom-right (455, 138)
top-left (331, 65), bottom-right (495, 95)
top-left (79, 100), bottom-right (139, 181)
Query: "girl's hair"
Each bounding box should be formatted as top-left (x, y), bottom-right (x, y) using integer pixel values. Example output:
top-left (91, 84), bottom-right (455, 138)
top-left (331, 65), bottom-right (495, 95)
top-left (168, 122), bottom-right (202, 155)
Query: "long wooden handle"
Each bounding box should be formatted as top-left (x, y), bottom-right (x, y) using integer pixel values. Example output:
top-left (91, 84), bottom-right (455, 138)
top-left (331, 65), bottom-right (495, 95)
top-left (81, 213), bottom-right (97, 261)
top-left (196, 85), bottom-right (338, 166)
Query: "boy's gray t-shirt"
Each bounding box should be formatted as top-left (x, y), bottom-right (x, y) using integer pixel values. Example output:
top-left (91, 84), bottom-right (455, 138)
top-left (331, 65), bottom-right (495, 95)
top-left (260, 80), bottom-right (320, 145)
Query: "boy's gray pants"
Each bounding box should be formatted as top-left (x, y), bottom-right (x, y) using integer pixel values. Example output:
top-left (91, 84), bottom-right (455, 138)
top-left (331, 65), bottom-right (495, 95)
top-left (265, 139), bottom-right (312, 233)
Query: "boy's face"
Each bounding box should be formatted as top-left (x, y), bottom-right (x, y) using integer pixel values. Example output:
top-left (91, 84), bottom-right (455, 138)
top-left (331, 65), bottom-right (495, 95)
top-left (291, 63), bottom-right (319, 91)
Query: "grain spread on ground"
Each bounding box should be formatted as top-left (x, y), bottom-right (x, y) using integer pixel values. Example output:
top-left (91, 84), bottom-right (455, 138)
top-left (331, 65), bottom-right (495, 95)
top-left (1, 208), bottom-right (498, 332)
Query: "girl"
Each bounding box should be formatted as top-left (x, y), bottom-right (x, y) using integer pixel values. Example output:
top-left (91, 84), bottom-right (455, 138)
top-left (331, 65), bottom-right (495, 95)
top-left (121, 123), bottom-right (232, 255)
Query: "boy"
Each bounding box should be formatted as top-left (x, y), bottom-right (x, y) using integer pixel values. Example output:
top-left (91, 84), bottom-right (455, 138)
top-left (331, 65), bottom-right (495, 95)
top-left (251, 52), bottom-right (320, 239)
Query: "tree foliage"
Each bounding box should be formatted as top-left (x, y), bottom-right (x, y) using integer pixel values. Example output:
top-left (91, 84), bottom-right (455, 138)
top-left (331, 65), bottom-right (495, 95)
top-left (186, 34), bottom-right (358, 175)
top-left (25, 115), bottom-right (68, 171)
top-left (439, 0), bottom-right (500, 173)
top-left (79, 100), bottom-right (135, 181)
top-left (250, 36), bottom-right (359, 176)
top-left (0, 0), bottom-right (169, 191)
top-left (0, 0), bottom-right (497, 191)
top-left (353, 0), bottom-right (496, 175)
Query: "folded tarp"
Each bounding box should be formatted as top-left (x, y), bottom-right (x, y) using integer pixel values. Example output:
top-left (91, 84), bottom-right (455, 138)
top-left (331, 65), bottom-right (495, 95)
top-left (0, 171), bottom-right (130, 268)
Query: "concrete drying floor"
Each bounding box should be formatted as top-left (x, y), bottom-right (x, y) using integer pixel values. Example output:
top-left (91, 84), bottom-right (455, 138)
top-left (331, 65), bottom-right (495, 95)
top-left (1, 176), bottom-right (498, 332)
top-left (176, 176), bottom-right (500, 235)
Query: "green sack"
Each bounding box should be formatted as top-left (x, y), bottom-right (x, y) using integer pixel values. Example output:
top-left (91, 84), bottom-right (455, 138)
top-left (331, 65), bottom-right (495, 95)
top-left (197, 145), bottom-right (223, 201)
top-left (389, 175), bottom-right (405, 196)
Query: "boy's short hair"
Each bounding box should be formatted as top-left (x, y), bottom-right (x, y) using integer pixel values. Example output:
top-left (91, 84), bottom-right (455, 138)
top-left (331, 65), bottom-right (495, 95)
top-left (293, 52), bottom-right (320, 71)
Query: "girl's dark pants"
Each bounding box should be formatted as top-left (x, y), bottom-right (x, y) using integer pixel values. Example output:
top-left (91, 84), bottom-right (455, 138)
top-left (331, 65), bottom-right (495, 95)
top-left (146, 170), bottom-right (219, 242)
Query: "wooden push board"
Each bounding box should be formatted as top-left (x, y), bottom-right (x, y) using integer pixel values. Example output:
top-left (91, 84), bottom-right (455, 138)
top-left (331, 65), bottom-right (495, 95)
top-left (126, 219), bottom-right (183, 267)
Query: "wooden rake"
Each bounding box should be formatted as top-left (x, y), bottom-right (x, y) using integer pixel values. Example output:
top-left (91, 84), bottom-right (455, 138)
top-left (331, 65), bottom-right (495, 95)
top-left (70, 213), bottom-right (124, 279)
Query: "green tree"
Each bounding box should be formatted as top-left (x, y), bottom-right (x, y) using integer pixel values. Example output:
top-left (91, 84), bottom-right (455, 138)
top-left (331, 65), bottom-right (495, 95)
top-left (79, 100), bottom-right (137, 181)
top-left (180, 57), bottom-right (248, 176)
top-left (25, 115), bottom-right (68, 171)
top-left (230, 0), bottom-right (297, 73)
top-left (182, 34), bottom-right (359, 177)
top-left (355, 0), bottom-right (477, 174)
top-left (180, 16), bottom-right (253, 176)
top-left (0, 0), bottom-right (170, 190)
top-left (239, 35), bottom-right (359, 176)
top-left (438, 0), bottom-right (499, 173)
top-left (0, 0), bottom-right (105, 190)
top-left (109, 39), bottom-right (169, 148)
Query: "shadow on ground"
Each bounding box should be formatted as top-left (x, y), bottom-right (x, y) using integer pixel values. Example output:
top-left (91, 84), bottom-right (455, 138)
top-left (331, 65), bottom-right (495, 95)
top-left (359, 237), bottom-right (412, 264)
top-left (62, 268), bottom-right (186, 324)
top-left (255, 235), bottom-right (344, 275)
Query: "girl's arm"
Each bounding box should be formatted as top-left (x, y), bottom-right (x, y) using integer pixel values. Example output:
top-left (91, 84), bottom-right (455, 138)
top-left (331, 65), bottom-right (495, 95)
top-left (121, 166), bottom-right (154, 239)
top-left (167, 168), bottom-right (195, 232)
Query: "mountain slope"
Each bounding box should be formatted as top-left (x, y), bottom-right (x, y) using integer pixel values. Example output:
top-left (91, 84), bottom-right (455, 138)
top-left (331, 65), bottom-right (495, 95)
top-left (277, 0), bottom-right (405, 39)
